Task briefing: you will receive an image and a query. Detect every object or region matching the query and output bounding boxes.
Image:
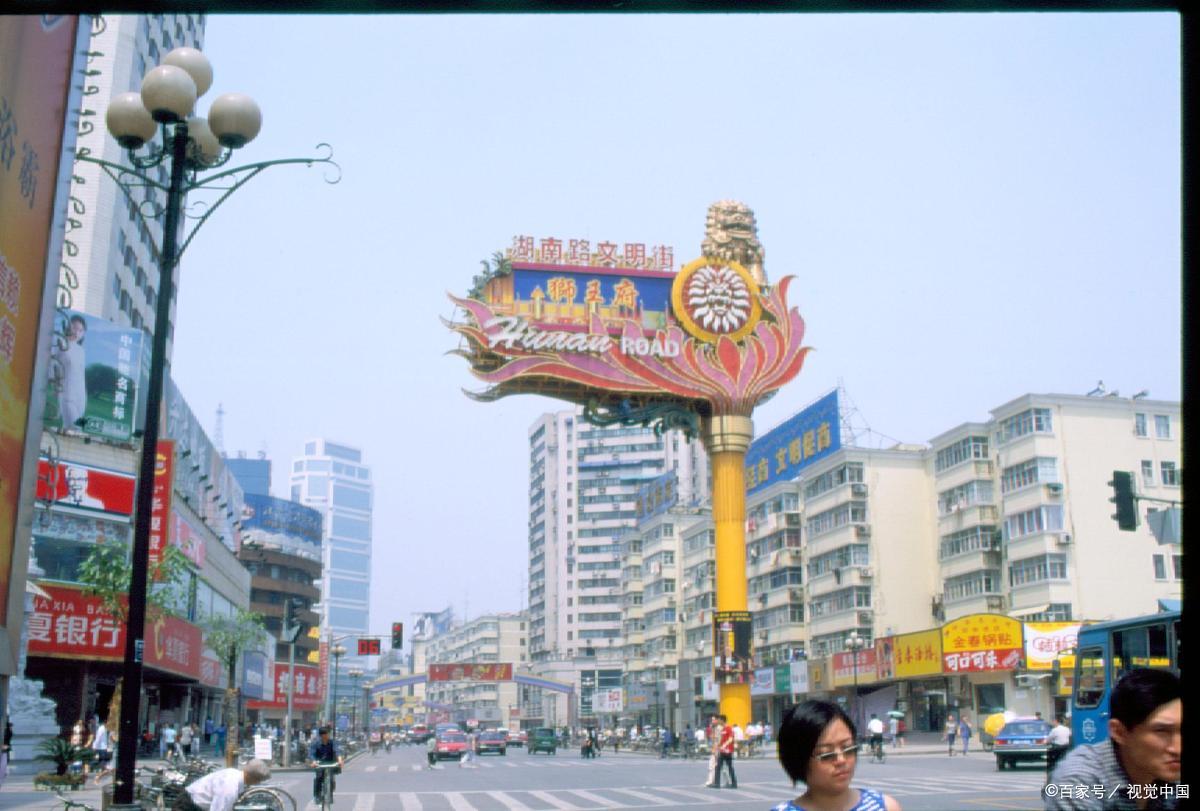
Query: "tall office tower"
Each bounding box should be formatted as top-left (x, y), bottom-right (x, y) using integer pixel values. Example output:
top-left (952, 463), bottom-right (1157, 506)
top-left (290, 440), bottom-right (373, 707)
top-left (226, 453), bottom-right (271, 497)
top-left (526, 408), bottom-right (709, 668)
top-left (60, 14), bottom-right (206, 355)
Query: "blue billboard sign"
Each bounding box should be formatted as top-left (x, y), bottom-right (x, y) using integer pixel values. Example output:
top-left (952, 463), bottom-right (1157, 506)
top-left (745, 389), bottom-right (841, 496)
top-left (242, 493), bottom-right (323, 548)
top-left (636, 471), bottom-right (678, 521)
top-left (242, 649), bottom-right (269, 700)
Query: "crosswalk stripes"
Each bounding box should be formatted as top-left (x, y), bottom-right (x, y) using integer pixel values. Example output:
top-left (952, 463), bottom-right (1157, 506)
top-left (490, 791), bottom-right (535, 810)
top-left (566, 789), bottom-right (624, 808)
top-left (351, 792), bottom-right (375, 810)
top-left (654, 785), bottom-right (726, 804)
top-left (604, 787), bottom-right (673, 806)
top-left (398, 792), bottom-right (422, 810)
top-left (445, 791), bottom-right (478, 810)
top-left (528, 789), bottom-right (584, 809)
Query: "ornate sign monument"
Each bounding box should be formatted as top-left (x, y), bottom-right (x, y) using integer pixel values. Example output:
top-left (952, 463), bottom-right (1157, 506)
top-left (448, 201), bottom-right (810, 725)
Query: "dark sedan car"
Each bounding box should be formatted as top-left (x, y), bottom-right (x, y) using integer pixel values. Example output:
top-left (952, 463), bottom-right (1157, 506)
top-left (994, 718), bottom-right (1051, 770)
top-left (475, 730), bottom-right (508, 756)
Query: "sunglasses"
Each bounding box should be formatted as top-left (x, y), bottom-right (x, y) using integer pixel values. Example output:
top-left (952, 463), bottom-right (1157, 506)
top-left (812, 744), bottom-right (860, 763)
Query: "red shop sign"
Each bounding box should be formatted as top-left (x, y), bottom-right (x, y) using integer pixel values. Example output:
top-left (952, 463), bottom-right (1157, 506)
top-left (247, 664), bottom-right (323, 711)
top-left (26, 583), bottom-right (202, 680)
top-left (36, 459), bottom-right (135, 515)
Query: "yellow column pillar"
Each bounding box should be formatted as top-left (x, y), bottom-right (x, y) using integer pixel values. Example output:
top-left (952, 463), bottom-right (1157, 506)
top-left (702, 414), bottom-right (753, 729)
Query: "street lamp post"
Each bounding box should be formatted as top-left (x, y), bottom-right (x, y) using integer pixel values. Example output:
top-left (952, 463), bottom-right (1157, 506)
top-left (348, 668), bottom-right (363, 736)
top-left (94, 48), bottom-right (337, 810)
top-left (331, 644), bottom-right (346, 737)
top-left (845, 631), bottom-right (865, 738)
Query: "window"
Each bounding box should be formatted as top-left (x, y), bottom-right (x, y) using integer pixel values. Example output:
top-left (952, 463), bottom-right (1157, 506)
top-left (1160, 462), bottom-right (1179, 487)
top-left (937, 480), bottom-right (994, 514)
top-left (995, 408), bottom-right (1053, 445)
top-left (1173, 555), bottom-right (1182, 579)
top-left (333, 484), bottom-right (371, 511)
top-left (1009, 553), bottom-right (1068, 586)
top-left (329, 606), bottom-right (368, 630)
top-left (1074, 646), bottom-right (1106, 708)
top-left (1135, 413), bottom-right (1148, 437)
top-left (306, 475), bottom-right (328, 498)
top-left (1142, 460), bottom-right (1155, 486)
top-left (1003, 505), bottom-right (1064, 541)
top-left (1153, 555), bottom-right (1167, 580)
top-left (331, 549), bottom-right (370, 574)
top-left (1154, 415), bottom-right (1171, 439)
top-left (1000, 458), bottom-right (1058, 493)
top-left (935, 436), bottom-right (989, 473)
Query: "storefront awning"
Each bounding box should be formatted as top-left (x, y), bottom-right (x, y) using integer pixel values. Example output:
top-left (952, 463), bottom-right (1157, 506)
top-left (1007, 603), bottom-right (1050, 618)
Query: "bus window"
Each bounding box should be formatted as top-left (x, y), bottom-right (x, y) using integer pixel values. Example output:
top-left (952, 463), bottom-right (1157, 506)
top-left (1075, 646), bottom-right (1106, 708)
top-left (1147, 623), bottom-right (1170, 668)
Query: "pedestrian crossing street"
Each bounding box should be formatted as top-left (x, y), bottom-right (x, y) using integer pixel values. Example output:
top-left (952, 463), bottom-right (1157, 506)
top-left (294, 773), bottom-right (1047, 810)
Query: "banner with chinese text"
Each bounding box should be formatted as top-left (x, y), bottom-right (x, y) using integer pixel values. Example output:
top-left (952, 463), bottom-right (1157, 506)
top-left (26, 582), bottom-right (202, 679)
top-left (713, 610), bottom-right (753, 684)
top-left (941, 614), bottom-right (1022, 673)
top-left (427, 663), bottom-right (514, 682)
top-left (149, 440), bottom-right (174, 566)
top-left (832, 647), bottom-right (878, 686)
top-left (0, 15), bottom-right (82, 627)
top-left (891, 629), bottom-right (944, 679)
top-left (247, 663), bottom-right (323, 711)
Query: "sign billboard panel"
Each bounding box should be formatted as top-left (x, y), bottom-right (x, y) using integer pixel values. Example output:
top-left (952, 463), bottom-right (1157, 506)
top-left (44, 309), bottom-right (150, 440)
top-left (891, 629), bottom-right (943, 679)
top-left (248, 663), bottom-right (324, 711)
top-left (241, 493), bottom-right (322, 549)
top-left (1024, 622), bottom-right (1081, 671)
top-left (149, 440), bottom-right (174, 566)
top-left (0, 15), bottom-right (82, 629)
top-left (427, 663), bottom-right (513, 682)
top-left (942, 614), bottom-right (1022, 673)
top-left (35, 458), bottom-right (135, 515)
top-left (751, 667), bottom-right (775, 696)
top-left (26, 583), bottom-right (202, 679)
top-left (635, 471), bottom-right (679, 521)
top-left (745, 389), bottom-right (840, 495)
top-left (712, 610), bottom-right (753, 684)
top-left (832, 648), bottom-right (878, 686)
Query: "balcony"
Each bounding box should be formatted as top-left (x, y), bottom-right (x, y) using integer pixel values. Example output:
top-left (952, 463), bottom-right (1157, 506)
top-left (938, 503), bottom-right (998, 529)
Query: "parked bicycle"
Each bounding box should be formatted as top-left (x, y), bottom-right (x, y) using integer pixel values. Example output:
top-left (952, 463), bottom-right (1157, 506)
top-left (53, 790), bottom-right (96, 811)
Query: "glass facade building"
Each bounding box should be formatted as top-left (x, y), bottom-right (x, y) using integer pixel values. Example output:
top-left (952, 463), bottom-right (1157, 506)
top-left (290, 440), bottom-right (373, 706)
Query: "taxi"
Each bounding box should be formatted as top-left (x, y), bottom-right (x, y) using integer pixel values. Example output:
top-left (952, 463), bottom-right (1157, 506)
top-left (993, 717), bottom-right (1051, 770)
top-left (427, 731), bottom-right (469, 765)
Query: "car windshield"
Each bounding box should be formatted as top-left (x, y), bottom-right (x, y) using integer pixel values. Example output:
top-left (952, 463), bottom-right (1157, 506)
top-left (1001, 722), bottom-right (1049, 736)
top-left (481, 732), bottom-right (505, 740)
top-left (440, 733), bottom-right (467, 742)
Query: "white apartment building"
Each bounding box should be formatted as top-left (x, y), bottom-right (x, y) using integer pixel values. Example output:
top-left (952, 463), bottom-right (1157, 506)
top-left (618, 390), bottom-right (1181, 729)
top-left (525, 408), bottom-right (708, 716)
top-left (423, 613), bottom-right (528, 729)
top-left (61, 14), bottom-right (207, 356)
top-left (290, 439), bottom-right (373, 709)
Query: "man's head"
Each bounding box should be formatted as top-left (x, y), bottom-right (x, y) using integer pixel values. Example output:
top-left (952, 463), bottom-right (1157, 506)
top-left (319, 726), bottom-right (332, 739)
top-left (1109, 668), bottom-right (1181, 784)
top-left (242, 759), bottom-right (271, 786)
top-left (870, 713), bottom-right (877, 720)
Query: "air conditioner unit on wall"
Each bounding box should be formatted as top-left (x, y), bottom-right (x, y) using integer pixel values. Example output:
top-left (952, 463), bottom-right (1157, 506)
top-left (859, 567), bottom-right (873, 579)
top-left (1045, 482), bottom-right (1064, 496)
top-left (855, 524), bottom-right (871, 538)
top-left (1057, 533), bottom-right (1073, 546)
top-left (857, 611), bottom-right (873, 626)
top-left (851, 483), bottom-right (868, 497)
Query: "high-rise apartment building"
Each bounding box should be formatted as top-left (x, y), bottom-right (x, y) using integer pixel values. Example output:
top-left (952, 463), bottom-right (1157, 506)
top-left (525, 408), bottom-right (708, 719)
top-left (61, 14), bottom-right (206, 356)
top-left (290, 440), bottom-right (373, 702)
top-left (423, 613), bottom-right (529, 729)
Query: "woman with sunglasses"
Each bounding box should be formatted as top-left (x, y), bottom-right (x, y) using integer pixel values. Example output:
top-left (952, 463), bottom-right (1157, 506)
top-left (771, 700), bottom-right (902, 811)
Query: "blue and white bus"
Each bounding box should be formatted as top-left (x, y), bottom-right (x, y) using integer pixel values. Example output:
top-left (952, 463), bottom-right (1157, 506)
top-left (1068, 609), bottom-right (1181, 748)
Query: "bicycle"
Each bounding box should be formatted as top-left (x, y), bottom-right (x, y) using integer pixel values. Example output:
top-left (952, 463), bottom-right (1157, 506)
top-left (869, 736), bottom-right (887, 764)
top-left (313, 761), bottom-right (341, 811)
top-left (53, 790), bottom-right (97, 811)
top-left (234, 785), bottom-right (298, 811)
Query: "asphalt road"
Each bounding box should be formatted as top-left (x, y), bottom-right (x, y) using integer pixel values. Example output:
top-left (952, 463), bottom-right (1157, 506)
top-left (0, 745), bottom-right (1049, 810)
top-left (263, 744), bottom-right (1047, 811)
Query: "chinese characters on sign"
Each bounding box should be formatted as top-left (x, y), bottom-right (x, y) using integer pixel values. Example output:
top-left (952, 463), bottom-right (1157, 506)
top-left (247, 663), bottom-right (324, 711)
top-left (744, 390), bottom-right (841, 494)
top-left (509, 236), bottom-right (673, 272)
top-left (636, 472), bottom-right (678, 520)
top-left (149, 440), bottom-right (174, 567)
top-left (890, 628), bottom-right (944, 679)
top-left (941, 614), bottom-right (1023, 673)
top-left (427, 663), bottom-right (514, 682)
top-left (832, 648), bottom-right (879, 686)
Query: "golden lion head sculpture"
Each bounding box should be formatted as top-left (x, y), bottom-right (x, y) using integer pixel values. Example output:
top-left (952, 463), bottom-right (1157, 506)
top-left (701, 199), bottom-right (766, 287)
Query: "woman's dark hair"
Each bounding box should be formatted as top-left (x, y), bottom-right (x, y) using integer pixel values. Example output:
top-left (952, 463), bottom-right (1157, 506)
top-left (1111, 668), bottom-right (1180, 731)
top-left (777, 700), bottom-right (857, 783)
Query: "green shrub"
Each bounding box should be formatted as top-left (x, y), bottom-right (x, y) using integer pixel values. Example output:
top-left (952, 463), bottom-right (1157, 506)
top-left (35, 737), bottom-right (94, 776)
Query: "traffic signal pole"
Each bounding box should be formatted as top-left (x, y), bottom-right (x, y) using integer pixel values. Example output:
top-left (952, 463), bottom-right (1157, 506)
top-left (284, 638), bottom-right (296, 767)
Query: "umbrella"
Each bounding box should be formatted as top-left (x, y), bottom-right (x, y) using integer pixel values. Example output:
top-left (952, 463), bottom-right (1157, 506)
top-left (887, 710), bottom-right (905, 718)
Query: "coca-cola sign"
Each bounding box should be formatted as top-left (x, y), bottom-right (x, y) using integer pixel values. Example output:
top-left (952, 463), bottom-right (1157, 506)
top-left (1024, 622), bottom-right (1081, 670)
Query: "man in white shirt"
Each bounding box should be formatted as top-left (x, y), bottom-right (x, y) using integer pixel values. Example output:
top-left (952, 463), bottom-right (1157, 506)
top-left (1045, 714), bottom-right (1071, 776)
top-left (172, 758), bottom-right (270, 811)
top-left (867, 713), bottom-right (886, 756)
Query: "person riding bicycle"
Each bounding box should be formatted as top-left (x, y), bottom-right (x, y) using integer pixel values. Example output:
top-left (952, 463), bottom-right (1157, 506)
top-left (170, 758), bottom-right (270, 811)
top-left (308, 726), bottom-right (344, 807)
top-left (866, 714), bottom-right (885, 759)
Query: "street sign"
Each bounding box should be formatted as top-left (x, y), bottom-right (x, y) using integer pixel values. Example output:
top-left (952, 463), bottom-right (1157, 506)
top-left (1147, 507), bottom-right (1181, 545)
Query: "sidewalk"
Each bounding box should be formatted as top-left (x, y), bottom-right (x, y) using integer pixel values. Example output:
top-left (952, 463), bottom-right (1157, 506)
top-left (604, 731), bottom-right (989, 759)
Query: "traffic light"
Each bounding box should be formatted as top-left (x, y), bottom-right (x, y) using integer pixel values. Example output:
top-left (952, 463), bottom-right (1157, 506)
top-left (1109, 470), bottom-right (1138, 531)
top-left (282, 598), bottom-right (302, 643)
top-left (391, 622), bottom-right (403, 649)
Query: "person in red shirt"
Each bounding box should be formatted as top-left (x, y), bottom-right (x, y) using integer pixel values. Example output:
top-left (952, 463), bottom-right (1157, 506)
top-left (708, 714), bottom-right (738, 789)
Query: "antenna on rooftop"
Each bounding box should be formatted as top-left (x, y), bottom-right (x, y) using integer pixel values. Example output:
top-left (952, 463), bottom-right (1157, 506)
top-left (214, 403), bottom-right (226, 454)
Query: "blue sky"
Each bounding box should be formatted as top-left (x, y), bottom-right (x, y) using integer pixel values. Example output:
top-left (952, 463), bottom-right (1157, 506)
top-left (169, 12), bottom-right (1180, 640)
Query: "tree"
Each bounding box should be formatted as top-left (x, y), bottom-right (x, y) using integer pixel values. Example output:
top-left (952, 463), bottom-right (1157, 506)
top-left (77, 540), bottom-right (190, 625)
top-left (199, 608), bottom-right (266, 766)
top-left (75, 541), bottom-right (191, 735)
